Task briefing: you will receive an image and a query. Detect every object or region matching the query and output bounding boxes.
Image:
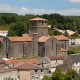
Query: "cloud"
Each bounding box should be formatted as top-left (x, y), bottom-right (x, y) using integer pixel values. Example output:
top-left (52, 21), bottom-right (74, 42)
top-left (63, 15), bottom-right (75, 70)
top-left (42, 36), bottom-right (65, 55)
top-left (0, 3), bottom-right (80, 15)
top-left (68, 0), bottom-right (80, 3)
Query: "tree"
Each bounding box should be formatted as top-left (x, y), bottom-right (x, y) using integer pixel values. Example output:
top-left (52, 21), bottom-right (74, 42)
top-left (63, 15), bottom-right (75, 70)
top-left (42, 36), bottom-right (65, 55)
top-left (8, 30), bottom-right (17, 37)
top-left (10, 22), bottom-right (27, 36)
top-left (67, 50), bottom-right (75, 55)
top-left (65, 69), bottom-right (79, 80)
top-left (70, 33), bottom-right (78, 37)
top-left (52, 69), bottom-right (65, 80)
top-left (43, 69), bottom-right (80, 80)
top-left (63, 31), bottom-right (69, 37)
top-left (53, 30), bottom-right (62, 35)
top-left (43, 76), bottom-right (52, 80)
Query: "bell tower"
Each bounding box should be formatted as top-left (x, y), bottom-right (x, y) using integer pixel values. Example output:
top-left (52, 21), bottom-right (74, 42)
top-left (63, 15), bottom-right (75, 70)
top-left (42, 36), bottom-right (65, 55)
top-left (29, 17), bottom-right (48, 36)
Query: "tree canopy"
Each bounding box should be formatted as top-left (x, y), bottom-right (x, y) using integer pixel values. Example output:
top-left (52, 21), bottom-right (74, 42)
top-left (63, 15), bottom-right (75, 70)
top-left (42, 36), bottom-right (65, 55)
top-left (43, 69), bottom-right (80, 80)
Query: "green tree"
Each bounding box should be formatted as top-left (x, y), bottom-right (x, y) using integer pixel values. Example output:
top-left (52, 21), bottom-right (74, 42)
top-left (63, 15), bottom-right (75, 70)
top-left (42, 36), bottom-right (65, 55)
top-left (65, 69), bottom-right (79, 80)
top-left (52, 69), bottom-right (65, 80)
top-left (53, 30), bottom-right (62, 35)
top-left (63, 31), bottom-right (69, 37)
top-left (67, 50), bottom-right (75, 55)
top-left (10, 22), bottom-right (27, 36)
top-left (70, 33), bottom-right (78, 37)
top-left (43, 76), bottom-right (52, 80)
top-left (8, 30), bottom-right (17, 37)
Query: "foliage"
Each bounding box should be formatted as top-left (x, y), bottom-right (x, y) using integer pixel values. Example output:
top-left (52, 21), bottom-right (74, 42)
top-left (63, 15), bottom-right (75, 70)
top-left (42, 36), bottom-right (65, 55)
top-left (53, 30), bottom-right (62, 35)
top-left (69, 46), bottom-right (80, 53)
top-left (4, 77), bottom-right (14, 80)
top-left (63, 31), bottom-right (69, 37)
top-left (67, 50), bottom-right (75, 55)
top-left (8, 22), bottom-right (27, 36)
top-left (43, 76), bottom-right (52, 80)
top-left (43, 69), bottom-right (80, 80)
top-left (70, 33), bottom-right (78, 37)
top-left (0, 13), bottom-right (80, 35)
top-left (48, 29), bottom-right (54, 36)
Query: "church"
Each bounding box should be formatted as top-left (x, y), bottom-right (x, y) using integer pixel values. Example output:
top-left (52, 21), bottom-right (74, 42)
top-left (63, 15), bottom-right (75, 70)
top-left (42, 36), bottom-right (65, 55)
top-left (3, 17), bottom-right (69, 59)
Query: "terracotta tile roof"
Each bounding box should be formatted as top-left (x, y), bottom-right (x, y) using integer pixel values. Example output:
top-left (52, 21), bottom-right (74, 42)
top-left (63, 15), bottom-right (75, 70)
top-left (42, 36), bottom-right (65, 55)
top-left (46, 55), bottom-right (66, 60)
top-left (30, 17), bottom-right (48, 21)
top-left (61, 48), bottom-right (67, 52)
top-left (8, 36), bottom-right (33, 42)
top-left (6, 58), bottom-right (39, 64)
top-left (14, 62), bottom-right (44, 70)
top-left (54, 35), bottom-right (69, 41)
top-left (38, 36), bottom-right (51, 42)
top-left (0, 64), bottom-right (16, 73)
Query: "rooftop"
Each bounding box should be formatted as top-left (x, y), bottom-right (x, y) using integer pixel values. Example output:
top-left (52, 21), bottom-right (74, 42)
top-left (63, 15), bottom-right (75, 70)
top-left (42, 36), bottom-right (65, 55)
top-left (30, 17), bottom-right (48, 21)
top-left (38, 36), bottom-right (51, 42)
top-left (8, 36), bottom-right (33, 42)
top-left (46, 55), bottom-right (66, 60)
top-left (6, 58), bottom-right (39, 64)
top-left (14, 62), bottom-right (44, 70)
top-left (54, 35), bottom-right (69, 41)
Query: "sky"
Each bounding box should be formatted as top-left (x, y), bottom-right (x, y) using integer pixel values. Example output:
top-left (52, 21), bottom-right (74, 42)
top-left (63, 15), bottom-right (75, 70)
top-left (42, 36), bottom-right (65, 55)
top-left (0, 0), bottom-right (80, 15)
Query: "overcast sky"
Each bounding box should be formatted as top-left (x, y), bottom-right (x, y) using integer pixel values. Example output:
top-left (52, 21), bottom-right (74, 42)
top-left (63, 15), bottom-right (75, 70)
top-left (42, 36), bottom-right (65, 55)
top-left (0, 0), bottom-right (80, 15)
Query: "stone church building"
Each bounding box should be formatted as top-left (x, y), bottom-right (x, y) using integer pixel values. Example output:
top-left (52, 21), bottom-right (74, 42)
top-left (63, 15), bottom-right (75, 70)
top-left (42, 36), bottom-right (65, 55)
top-left (3, 17), bottom-right (69, 59)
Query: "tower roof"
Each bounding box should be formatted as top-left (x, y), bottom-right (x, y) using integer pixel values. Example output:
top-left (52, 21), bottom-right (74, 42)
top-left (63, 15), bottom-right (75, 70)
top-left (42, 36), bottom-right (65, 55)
top-left (30, 17), bottom-right (48, 21)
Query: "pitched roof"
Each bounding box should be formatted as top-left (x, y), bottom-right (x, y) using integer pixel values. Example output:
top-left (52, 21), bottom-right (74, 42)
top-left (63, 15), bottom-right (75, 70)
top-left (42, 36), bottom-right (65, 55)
top-left (14, 62), bottom-right (44, 70)
top-left (38, 36), bottom-right (51, 42)
top-left (69, 54), bottom-right (80, 63)
top-left (46, 55), bottom-right (66, 60)
top-left (30, 17), bottom-right (48, 21)
top-left (6, 58), bottom-right (39, 64)
top-left (0, 64), bottom-right (16, 73)
top-left (8, 36), bottom-right (33, 42)
top-left (61, 48), bottom-right (67, 52)
top-left (54, 35), bottom-right (69, 41)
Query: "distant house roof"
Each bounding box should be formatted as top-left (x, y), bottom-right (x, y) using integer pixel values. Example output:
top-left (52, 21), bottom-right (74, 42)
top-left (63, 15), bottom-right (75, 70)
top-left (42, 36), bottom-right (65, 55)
top-left (38, 36), bottom-right (51, 42)
top-left (6, 58), bottom-right (39, 64)
top-left (54, 35), bottom-right (69, 41)
top-left (14, 62), bottom-right (44, 70)
top-left (39, 57), bottom-right (50, 64)
top-left (29, 17), bottom-right (48, 21)
top-left (69, 54), bottom-right (80, 63)
top-left (8, 36), bottom-right (33, 42)
top-left (0, 64), bottom-right (16, 73)
top-left (0, 30), bottom-right (8, 32)
top-left (46, 55), bottom-right (66, 60)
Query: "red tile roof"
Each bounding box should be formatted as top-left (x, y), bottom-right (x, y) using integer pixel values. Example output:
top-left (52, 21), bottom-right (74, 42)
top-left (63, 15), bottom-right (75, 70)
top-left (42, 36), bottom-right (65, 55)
top-left (14, 62), bottom-right (44, 70)
top-left (46, 55), bottom-right (66, 60)
top-left (0, 65), bottom-right (16, 73)
top-left (8, 36), bottom-right (33, 42)
top-left (30, 17), bottom-right (48, 21)
top-left (54, 35), bottom-right (69, 41)
top-left (38, 36), bottom-right (51, 42)
top-left (6, 58), bottom-right (39, 64)
top-left (61, 48), bottom-right (67, 52)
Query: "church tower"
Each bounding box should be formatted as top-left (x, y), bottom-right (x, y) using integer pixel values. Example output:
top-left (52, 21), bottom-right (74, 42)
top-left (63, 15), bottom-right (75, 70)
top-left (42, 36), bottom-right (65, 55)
top-left (29, 17), bottom-right (48, 37)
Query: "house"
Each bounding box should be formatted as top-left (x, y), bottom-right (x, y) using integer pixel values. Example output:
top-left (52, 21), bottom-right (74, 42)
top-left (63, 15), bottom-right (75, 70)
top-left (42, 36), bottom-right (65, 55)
top-left (46, 55), bottom-right (66, 73)
top-left (3, 17), bottom-right (69, 59)
top-left (69, 37), bottom-right (80, 45)
top-left (13, 62), bottom-right (48, 80)
top-left (0, 65), bottom-right (18, 80)
top-left (0, 30), bottom-right (8, 37)
top-left (60, 54), bottom-right (80, 73)
top-left (0, 55), bottom-right (18, 80)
